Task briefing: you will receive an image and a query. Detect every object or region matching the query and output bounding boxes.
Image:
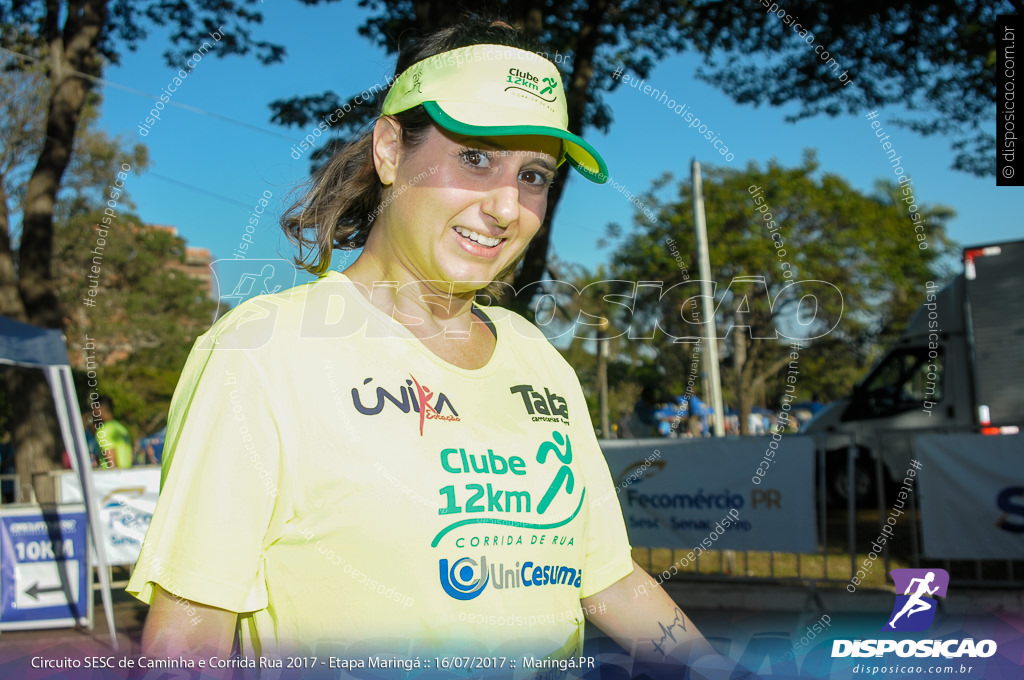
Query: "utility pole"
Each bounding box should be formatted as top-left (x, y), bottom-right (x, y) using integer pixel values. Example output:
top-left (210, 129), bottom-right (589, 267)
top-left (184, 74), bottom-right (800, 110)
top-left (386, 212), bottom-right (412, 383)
top-left (691, 160), bottom-right (725, 436)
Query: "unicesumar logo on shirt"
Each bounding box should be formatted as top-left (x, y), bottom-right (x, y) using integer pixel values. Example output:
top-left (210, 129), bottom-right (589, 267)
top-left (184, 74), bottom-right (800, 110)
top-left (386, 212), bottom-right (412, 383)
top-left (439, 555), bottom-right (582, 601)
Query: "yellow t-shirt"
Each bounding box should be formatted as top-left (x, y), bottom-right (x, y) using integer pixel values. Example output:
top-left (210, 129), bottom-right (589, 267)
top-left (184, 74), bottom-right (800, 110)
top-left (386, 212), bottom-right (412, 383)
top-left (95, 419), bottom-right (133, 468)
top-left (127, 271), bottom-right (633, 664)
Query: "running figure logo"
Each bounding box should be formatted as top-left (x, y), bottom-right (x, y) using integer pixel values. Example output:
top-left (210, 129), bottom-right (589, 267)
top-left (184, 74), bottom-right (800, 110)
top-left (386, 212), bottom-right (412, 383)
top-left (881, 568), bottom-right (949, 632)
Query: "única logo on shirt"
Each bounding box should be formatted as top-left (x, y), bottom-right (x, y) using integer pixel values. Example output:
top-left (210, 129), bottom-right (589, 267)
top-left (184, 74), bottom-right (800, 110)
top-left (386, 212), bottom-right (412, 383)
top-left (351, 374), bottom-right (460, 435)
top-left (439, 555), bottom-right (582, 601)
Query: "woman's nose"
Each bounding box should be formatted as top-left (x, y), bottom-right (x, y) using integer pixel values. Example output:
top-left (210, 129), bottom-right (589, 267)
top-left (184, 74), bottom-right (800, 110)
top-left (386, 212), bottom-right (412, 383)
top-left (480, 178), bottom-right (520, 227)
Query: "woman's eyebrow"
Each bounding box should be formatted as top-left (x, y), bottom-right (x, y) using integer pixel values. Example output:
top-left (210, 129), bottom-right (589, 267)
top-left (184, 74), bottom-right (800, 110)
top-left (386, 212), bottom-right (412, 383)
top-left (468, 138), bottom-right (557, 170)
top-left (529, 158), bottom-right (557, 173)
top-left (467, 138), bottom-right (507, 150)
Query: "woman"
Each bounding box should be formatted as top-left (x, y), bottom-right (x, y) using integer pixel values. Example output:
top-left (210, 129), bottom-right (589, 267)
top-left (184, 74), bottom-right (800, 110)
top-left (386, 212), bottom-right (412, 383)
top-left (128, 16), bottom-right (745, 678)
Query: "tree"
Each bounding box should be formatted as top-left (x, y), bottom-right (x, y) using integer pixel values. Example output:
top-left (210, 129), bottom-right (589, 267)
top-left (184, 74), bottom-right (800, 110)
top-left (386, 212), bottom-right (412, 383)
top-left (611, 151), bottom-right (956, 433)
top-left (0, 54), bottom-right (149, 496)
top-left (544, 260), bottom-right (639, 436)
top-left (54, 209), bottom-right (217, 440)
top-left (270, 0), bottom-right (998, 312)
top-left (687, 0), bottom-right (1009, 176)
top-left (0, 0), bottom-right (292, 502)
top-left (0, 54), bottom-right (47, 315)
top-left (269, 1), bottom-right (703, 307)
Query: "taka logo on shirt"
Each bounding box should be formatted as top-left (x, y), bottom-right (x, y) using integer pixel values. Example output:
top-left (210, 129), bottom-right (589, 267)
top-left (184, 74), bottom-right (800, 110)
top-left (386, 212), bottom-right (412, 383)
top-left (510, 384), bottom-right (569, 425)
top-left (351, 375), bottom-right (460, 435)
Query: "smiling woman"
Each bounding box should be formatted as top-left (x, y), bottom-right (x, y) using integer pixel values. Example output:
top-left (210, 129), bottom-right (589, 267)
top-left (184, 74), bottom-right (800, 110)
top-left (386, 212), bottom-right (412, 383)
top-left (126, 13), bottom-right (751, 680)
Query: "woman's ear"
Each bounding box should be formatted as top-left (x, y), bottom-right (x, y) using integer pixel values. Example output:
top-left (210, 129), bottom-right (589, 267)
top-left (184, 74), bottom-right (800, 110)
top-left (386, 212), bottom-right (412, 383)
top-left (372, 117), bottom-right (401, 186)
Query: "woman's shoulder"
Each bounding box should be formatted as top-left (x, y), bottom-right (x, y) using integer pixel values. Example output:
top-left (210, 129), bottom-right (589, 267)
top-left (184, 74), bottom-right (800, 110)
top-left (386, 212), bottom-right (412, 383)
top-left (479, 304), bottom-right (580, 374)
top-left (200, 271), bottom-right (356, 351)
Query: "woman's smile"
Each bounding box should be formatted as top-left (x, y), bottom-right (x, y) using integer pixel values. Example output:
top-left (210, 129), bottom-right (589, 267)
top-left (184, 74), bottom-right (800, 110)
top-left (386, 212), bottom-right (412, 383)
top-left (451, 224), bottom-right (506, 257)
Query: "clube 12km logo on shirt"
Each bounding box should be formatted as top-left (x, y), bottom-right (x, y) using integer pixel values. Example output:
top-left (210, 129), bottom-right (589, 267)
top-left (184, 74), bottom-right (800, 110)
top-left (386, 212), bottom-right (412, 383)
top-left (831, 569), bottom-right (997, 660)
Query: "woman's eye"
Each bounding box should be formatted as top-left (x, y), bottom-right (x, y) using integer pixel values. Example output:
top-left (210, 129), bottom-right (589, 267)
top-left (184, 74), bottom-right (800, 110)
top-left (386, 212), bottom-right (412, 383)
top-left (460, 149), bottom-right (490, 168)
top-left (520, 169), bottom-right (553, 188)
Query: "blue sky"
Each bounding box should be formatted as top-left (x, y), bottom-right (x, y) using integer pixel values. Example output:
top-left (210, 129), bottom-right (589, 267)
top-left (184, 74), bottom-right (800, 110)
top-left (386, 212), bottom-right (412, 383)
top-left (94, 2), bottom-right (1021, 294)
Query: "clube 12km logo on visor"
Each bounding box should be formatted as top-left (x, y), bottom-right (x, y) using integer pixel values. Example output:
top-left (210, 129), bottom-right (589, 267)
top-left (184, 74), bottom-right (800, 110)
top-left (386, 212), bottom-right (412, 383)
top-left (832, 569), bottom-right (997, 659)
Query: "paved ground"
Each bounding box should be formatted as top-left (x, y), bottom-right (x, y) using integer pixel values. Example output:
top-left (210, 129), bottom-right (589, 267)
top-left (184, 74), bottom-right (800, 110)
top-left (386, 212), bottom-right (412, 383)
top-left (0, 584), bottom-right (144, 656)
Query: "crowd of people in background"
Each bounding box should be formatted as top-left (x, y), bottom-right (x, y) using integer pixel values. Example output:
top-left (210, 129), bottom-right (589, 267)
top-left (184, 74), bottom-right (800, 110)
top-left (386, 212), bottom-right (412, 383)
top-left (69, 395), bottom-right (165, 469)
top-left (0, 395), bottom-right (164, 502)
top-left (615, 387), bottom-right (818, 439)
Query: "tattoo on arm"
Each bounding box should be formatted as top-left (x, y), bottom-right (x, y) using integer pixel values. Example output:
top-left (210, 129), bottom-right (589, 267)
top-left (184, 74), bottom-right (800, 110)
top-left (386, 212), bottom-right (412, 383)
top-left (650, 607), bottom-right (687, 657)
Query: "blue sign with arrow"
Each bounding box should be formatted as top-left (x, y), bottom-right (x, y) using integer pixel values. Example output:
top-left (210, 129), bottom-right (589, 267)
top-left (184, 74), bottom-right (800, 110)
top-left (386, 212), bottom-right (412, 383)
top-left (0, 505), bottom-right (90, 629)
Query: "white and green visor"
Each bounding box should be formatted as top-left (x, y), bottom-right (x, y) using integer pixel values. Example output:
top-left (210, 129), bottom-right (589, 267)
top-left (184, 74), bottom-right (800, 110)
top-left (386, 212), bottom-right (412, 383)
top-left (381, 44), bottom-right (608, 183)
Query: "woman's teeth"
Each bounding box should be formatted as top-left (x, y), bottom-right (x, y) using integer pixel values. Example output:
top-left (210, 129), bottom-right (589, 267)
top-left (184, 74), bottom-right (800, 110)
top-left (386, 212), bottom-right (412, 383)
top-left (454, 226), bottom-right (502, 247)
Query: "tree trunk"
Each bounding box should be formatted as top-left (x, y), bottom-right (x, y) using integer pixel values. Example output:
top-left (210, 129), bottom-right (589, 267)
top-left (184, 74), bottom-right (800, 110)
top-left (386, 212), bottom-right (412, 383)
top-left (0, 180), bottom-right (23, 320)
top-left (512, 172), bottom-right (568, 316)
top-left (597, 325), bottom-right (609, 437)
top-left (513, 0), bottom-right (609, 303)
top-left (732, 325), bottom-right (752, 436)
top-left (11, 0), bottom-right (108, 503)
top-left (10, 370), bottom-right (62, 503)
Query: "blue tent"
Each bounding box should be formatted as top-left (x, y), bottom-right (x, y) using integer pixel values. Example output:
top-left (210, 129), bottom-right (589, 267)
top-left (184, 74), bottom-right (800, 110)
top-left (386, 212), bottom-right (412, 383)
top-left (793, 401), bottom-right (825, 414)
top-left (652, 405), bottom-right (678, 419)
top-left (676, 394), bottom-right (713, 416)
top-left (0, 316), bottom-right (117, 642)
top-left (656, 395), bottom-right (712, 436)
top-left (0, 315), bottom-right (70, 367)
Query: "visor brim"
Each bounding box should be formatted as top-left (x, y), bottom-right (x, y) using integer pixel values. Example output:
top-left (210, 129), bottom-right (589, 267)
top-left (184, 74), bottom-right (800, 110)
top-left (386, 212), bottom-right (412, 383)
top-left (422, 101), bottom-right (608, 184)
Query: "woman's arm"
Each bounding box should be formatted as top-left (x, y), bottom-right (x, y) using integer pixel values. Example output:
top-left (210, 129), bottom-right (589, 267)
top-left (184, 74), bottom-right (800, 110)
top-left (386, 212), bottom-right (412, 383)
top-left (141, 584), bottom-right (237, 659)
top-left (582, 560), bottom-right (759, 678)
top-left (581, 561), bottom-right (715, 662)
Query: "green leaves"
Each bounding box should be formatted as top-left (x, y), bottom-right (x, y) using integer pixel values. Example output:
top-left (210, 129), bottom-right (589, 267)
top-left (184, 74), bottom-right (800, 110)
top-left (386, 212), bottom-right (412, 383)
top-left (687, 0), bottom-right (1002, 175)
top-left (55, 206), bottom-right (216, 440)
top-left (609, 152), bottom-right (957, 414)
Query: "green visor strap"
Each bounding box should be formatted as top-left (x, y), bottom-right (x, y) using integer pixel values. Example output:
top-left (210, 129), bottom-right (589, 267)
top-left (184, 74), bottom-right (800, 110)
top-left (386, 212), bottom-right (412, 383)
top-left (381, 44), bottom-right (608, 183)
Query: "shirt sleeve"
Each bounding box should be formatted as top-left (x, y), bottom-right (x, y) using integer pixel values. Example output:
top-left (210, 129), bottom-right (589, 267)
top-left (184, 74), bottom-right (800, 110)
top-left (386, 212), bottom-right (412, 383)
top-left (126, 327), bottom-right (284, 614)
top-left (565, 363), bottom-right (634, 598)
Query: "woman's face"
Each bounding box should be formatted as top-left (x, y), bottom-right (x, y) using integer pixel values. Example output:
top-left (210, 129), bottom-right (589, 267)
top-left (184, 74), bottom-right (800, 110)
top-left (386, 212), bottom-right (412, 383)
top-left (372, 122), bottom-right (561, 293)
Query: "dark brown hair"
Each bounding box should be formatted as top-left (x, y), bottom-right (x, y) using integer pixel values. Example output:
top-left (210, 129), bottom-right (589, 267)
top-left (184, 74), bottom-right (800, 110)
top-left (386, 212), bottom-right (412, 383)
top-left (281, 16), bottom-right (537, 278)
